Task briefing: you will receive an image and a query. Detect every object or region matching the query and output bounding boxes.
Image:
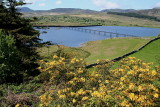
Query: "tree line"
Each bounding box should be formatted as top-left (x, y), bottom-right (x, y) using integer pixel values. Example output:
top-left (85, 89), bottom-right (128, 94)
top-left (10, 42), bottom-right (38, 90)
top-left (108, 12), bottom-right (160, 22)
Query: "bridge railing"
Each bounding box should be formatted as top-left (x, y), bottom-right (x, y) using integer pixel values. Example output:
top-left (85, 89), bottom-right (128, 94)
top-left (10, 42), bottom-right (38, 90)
top-left (63, 27), bottom-right (139, 39)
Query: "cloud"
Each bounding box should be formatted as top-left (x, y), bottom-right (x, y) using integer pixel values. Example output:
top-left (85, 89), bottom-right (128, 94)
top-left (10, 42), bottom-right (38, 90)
top-left (39, 3), bottom-right (46, 6)
top-left (155, 2), bottom-right (160, 8)
top-left (55, 0), bottom-right (62, 5)
top-left (92, 0), bottom-right (120, 9)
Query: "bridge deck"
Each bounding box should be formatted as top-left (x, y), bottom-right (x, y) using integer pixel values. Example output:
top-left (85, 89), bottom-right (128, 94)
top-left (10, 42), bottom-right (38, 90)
top-left (63, 27), bottom-right (138, 38)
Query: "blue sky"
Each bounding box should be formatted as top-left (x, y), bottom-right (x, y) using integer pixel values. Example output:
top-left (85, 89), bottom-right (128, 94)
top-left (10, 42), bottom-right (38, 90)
top-left (24, 0), bottom-right (160, 10)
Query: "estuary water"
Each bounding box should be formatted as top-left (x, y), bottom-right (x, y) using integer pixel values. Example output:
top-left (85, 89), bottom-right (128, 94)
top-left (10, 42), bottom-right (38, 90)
top-left (37, 26), bottom-right (160, 47)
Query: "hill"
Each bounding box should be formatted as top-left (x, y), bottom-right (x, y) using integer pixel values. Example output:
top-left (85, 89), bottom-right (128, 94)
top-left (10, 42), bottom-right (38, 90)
top-left (20, 7), bottom-right (160, 18)
top-left (136, 8), bottom-right (160, 18)
top-left (19, 7), bottom-right (98, 14)
top-left (47, 8), bottom-right (98, 14)
top-left (101, 9), bottom-right (135, 13)
top-left (101, 8), bottom-right (160, 18)
top-left (17, 7), bottom-right (34, 12)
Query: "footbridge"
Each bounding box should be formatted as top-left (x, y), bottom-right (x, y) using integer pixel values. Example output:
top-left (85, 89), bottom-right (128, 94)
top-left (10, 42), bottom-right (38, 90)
top-left (63, 27), bottom-right (138, 39)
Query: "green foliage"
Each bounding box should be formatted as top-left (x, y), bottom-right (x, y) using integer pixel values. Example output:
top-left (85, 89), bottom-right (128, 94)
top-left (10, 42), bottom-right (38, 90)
top-left (0, 30), bottom-right (23, 83)
top-left (0, 0), bottom-right (41, 83)
top-left (34, 15), bottom-right (109, 26)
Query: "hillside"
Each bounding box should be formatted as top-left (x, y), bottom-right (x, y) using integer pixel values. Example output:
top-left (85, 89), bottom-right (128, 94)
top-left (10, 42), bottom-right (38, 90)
top-left (101, 8), bottom-right (160, 18)
top-left (20, 7), bottom-right (160, 18)
top-left (47, 8), bottom-right (98, 14)
top-left (130, 38), bottom-right (160, 66)
top-left (20, 7), bottom-right (98, 14)
top-left (101, 9), bottom-right (135, 13)
top-left (136, 8), bottom-right (160, 18)
top-left (17, 7), bottom-right (34, 12)
top-left (20, 7), bottom-right (160, 28)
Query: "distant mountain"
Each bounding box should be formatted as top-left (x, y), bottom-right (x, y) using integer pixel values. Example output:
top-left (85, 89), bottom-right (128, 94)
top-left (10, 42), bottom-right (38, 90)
top-left (17, 7), bottom-right (34, 12)
top-left (47, 8), bottom-right (98, 14)
top-left (19, 7), bottom-right (98, 14)
top-left (19, 7), bottom-right (160, 18)
top-left (101, 9), bottom-right (135, 13)
top-left (101, 8), bottom-right (160, 18)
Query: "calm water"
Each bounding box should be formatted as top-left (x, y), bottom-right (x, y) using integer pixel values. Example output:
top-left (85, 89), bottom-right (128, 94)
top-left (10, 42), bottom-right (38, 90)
top-left (37, 26), bottom-right (160, 47)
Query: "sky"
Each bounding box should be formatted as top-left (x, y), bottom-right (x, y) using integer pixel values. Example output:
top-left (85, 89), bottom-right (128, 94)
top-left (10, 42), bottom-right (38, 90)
top-left (23, 0), bottom-right (160, 11)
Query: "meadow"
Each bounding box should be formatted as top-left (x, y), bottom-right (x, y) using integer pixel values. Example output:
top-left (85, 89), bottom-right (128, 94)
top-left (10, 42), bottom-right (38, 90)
top-left (38, 37), bottom-right (152, 64)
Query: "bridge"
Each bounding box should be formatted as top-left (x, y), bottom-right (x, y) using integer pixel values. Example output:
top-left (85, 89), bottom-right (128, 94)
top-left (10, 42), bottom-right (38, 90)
top-left (63, 27), bottom-right (138, 39)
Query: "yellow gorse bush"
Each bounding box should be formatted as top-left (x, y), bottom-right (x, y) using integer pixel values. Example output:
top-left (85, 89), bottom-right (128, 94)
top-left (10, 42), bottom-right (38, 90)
top-left (38, 56), bottom-right (160, 106)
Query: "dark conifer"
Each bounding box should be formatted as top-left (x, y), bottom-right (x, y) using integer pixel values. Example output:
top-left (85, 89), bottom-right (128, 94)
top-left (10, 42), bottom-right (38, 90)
top-left (0, 0), bottom-right (42, 83)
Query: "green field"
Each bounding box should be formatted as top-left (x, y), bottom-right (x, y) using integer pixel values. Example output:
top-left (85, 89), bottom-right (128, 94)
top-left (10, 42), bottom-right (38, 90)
top-left (130, 38), bottom-right (160, 66)
top-left (38, 37), bottom-right (152, 64)
top-left (37, 36), bottom-right (160, 65)
top-left (80, 37), bottom-right (151, 63)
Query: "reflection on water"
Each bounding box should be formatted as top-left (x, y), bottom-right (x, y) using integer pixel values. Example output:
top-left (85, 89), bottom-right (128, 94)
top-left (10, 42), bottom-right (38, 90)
top-left (36, 26), bottom-right (160, 47)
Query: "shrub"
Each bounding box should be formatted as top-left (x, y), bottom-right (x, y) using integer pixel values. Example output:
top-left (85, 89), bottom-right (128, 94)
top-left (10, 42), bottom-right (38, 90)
top-left (38, 56), bottom-right (160, 106)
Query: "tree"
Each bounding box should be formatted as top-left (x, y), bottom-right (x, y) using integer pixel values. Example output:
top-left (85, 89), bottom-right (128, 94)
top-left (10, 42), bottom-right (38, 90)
top-left (0, 30), bottom-right (24, 83)
top-left (0, 0), bottom-right (41, 83)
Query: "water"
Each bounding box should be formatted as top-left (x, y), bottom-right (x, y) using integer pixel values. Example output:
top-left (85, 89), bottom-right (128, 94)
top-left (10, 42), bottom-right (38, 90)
top-left (37, 26), bottom-right (160, 47)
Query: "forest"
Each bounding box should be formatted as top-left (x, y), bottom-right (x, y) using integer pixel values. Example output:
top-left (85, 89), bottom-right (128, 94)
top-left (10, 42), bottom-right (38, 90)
top-left (108, 12), bottom-right (160, 22)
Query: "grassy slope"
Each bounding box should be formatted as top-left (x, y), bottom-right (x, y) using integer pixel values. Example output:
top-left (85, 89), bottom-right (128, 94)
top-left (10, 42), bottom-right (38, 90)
top-left (130, 39), bottom-right (160, 65)
top-left (37, 38), bottom-right (150, 64)
top-left (80, 38), bottom-right (150, 64)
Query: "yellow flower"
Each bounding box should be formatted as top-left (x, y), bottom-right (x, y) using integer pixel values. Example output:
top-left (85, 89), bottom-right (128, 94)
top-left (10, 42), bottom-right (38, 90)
top-left (59, 95), bottom-right (66, 99)
top-left (80, 77), bottom-right (86, 82)
top-left (98, 80), bottom-right (101, 83)
top-left (105, 80), bottom-right (109, 83)
top-left (127, 70), bottom-right (134, 75)
top-left (77, 89), bottom-right (85, 95)
top-left (128, 93), bottom-right (135, 101)
top-left (71, 58), bottom-right (76, 63)
top-left (119, 69), bottom-right (124, 72)
top-left (129, 83), bottom-right (135, 90)
top-left (15, 104), bottom-right (20, 107)
top-left (39, 94), bottom-right (52, 106)
top-left (72, 99), bottom-right (76, 103)
top-left (58, 90), bottom-right (62, 95)
top-left (39, 104), bottom-right (44, 107)
top-left (137, 95), bottom-right (146, 102)
top-left (53, 55), bottom-right (58, 59)
top-left (120, 77), bottom-right (125, 81)
top-left (70, 92), bottom-right (76, 96)
top-left (91, 91), bottom-right (102, 98)
top-left (60, 57), bottom-right (65, 61)
top-left (138, 85), bottom-right (143, 92)
top-left (78, 70), bottom-right (83, 74)
top-left (120, 100), bottom-right (129, 106)
top-left (82, 96), bottom-right (89, 101)
top-left (68, 80), bottom-right (74, 84)
top-left (151, 70), bottom-right (157, 76)
top-left (153, 93), bottom-right (159, 98)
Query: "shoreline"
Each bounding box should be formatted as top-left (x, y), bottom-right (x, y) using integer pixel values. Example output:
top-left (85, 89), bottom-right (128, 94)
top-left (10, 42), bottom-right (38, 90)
top-left (33, 25), bottom-right (101, 27)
